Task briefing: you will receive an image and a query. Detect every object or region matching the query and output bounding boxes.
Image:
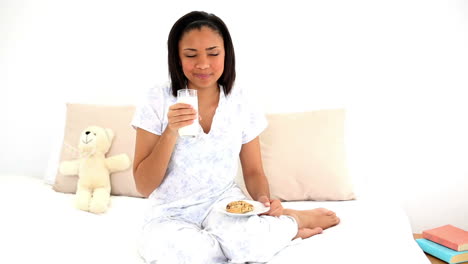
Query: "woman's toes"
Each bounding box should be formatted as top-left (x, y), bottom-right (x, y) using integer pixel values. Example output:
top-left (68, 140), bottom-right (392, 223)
top-left (311, 227), bottom-right (323, 235)
top-left (326, 210), bottom-right (336, 216)
top-left (317, 208), bottom-right (335, 216)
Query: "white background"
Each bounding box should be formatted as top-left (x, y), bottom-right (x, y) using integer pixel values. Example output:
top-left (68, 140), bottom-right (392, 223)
top-left (1, 0), bottom-right (467, 233)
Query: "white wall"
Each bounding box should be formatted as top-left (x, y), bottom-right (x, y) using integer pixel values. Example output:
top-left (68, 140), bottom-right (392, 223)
top-left (2, 0), bottom-right (467, 233)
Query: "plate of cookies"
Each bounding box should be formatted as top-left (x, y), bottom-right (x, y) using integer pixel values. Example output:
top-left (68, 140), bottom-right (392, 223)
top-left (219, 200), bottom-right (270, 217)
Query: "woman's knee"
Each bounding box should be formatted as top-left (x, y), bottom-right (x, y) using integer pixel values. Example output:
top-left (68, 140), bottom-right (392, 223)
top-left (139, 223), bottom-right (225, 264)
top-left (207, 215), bottom-right (297, 263)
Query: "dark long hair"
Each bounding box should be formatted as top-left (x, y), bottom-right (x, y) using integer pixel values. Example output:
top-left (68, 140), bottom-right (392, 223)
top-left (167, 11), bottom-right (236, 97)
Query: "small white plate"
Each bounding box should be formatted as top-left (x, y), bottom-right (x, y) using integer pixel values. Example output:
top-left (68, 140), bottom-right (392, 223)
top-left (218, 200), bottom-right (270, 217)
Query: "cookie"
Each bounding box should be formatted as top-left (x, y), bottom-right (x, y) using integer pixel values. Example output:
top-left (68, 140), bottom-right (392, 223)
top-left (226, 200), bottom-right (254, 214)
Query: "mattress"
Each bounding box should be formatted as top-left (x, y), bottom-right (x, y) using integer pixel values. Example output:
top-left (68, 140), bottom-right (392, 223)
top-left (0, 175), bottom-right (430, 264)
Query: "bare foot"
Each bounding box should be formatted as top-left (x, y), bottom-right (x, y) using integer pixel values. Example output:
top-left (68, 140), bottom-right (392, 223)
top-left (293, 227), bottom-right (323, 240)
top-left (284, 208), bottom-right (340, 230)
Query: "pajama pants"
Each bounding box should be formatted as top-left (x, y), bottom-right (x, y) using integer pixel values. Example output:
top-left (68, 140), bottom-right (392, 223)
top-left (138, 186), bottom-right (298, 264)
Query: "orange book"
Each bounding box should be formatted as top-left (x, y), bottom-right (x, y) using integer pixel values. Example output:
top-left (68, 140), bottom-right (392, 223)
top-left (423, 224), bottom-right (468, 252)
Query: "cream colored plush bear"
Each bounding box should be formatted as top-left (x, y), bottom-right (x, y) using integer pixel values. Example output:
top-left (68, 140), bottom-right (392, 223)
top-left (59, 126), bottom-right (131, 214)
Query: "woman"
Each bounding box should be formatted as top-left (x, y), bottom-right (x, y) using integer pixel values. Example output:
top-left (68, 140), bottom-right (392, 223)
top-left (132, 11), bottom-right (339, 264)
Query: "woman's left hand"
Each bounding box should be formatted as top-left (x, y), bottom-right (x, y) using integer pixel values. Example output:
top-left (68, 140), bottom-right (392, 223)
top-left (257, 195), bottom-right (283, 217)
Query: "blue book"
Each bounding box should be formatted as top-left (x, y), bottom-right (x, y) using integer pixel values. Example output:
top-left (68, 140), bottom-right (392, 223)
top-left (416, 238), bottom-right (468, 264)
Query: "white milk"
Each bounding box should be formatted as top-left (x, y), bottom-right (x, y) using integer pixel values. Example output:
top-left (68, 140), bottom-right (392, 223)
top-left (177, 95), bottom-right (199, 137)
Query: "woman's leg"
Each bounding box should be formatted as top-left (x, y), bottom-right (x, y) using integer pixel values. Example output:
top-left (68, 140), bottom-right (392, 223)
top-left (139, 219), bottom-right (227, 264)
top-left (203, 211), bottom-right (299, 263)
top-left (284, 207), bottom-right (340, 235)
top-left (202, 187), bottom-right (340, 263)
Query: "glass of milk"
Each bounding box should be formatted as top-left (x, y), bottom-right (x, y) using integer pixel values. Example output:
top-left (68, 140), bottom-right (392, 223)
top-left (177, 89), bottom-right (199, 137)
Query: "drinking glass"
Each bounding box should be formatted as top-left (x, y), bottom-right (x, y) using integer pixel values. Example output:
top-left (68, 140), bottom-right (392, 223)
top-left (177, 89), bottom-right (199, 137)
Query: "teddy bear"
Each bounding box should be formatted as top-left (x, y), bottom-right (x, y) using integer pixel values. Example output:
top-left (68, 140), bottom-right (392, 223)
top-left (59, 125), bottom-right (131, 214)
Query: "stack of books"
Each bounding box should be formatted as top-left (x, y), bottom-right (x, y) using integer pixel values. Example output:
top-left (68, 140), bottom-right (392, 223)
top-left (416, 224), bottom-right (468, 264)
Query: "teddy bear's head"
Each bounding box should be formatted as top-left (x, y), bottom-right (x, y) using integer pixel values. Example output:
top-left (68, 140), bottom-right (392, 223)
top-left (78, 126), bottom-right (114, 154)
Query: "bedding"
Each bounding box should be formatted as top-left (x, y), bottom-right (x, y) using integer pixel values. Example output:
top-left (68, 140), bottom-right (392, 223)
top-left (0, 175), bottom-right (430, 264)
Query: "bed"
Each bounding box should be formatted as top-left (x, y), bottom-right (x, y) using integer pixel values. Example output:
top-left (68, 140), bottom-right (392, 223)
top-left (0, 174), bottom-right (429, 264)
top-left (0, 105), bottom-right (430, 263)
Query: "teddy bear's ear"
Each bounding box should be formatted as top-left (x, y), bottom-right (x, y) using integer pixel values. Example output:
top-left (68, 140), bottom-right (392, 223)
top-left (104, 128), bottom-right (114, 142)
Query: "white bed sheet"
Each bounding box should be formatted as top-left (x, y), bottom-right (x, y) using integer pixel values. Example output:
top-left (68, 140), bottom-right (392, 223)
top-left (0, 175), bottom-right (430, 264)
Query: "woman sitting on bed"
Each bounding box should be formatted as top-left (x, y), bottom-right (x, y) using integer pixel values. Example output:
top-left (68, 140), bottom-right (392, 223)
top-left (132, 11), bottom-right (340, 264)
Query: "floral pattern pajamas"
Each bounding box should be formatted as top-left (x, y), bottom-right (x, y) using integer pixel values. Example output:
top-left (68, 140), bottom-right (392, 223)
top-left (132, 84), bottom-right (298, 263)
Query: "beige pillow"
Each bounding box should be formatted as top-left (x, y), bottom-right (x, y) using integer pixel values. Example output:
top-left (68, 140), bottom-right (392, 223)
top-left (236, 109), bottom-right (355, 201)
top-left (53, 103), bottom-right (143, 198)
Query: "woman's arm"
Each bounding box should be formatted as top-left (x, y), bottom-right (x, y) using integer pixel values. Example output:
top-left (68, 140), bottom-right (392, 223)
top-left (133, 103), bottom-right (197, 197)
top-left (133, 128), bottom-right (178, 197)
top-left (240, 137), bottom-right (283, 216)
top-left (239, 137), bottom-right (270, 201)
top-left (240, 137), bottom-right (270, 201)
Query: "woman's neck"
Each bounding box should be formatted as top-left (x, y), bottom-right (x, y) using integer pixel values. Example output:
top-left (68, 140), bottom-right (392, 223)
top-left (195, 85), bottom-right (220, 106)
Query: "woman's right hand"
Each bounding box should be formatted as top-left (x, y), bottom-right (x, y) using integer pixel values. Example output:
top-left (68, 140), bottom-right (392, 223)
top-left (166, 103), bottom-right (197, 136)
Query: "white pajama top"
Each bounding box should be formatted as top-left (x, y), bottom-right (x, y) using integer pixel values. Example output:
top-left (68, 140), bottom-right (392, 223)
top-left (131, 83), bottom-right (267, 223)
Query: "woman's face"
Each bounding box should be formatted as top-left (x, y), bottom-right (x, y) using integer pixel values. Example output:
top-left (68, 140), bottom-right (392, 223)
top-left (178, 26), bottom-right (225, 91)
